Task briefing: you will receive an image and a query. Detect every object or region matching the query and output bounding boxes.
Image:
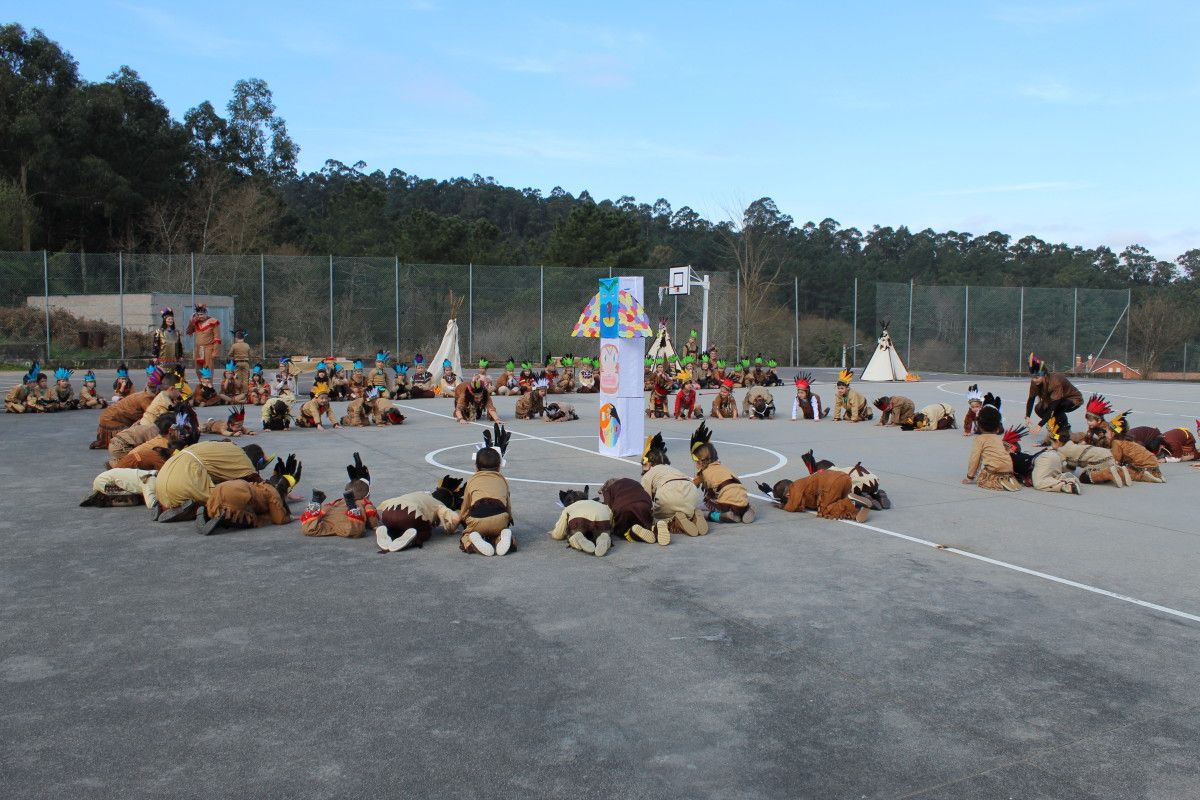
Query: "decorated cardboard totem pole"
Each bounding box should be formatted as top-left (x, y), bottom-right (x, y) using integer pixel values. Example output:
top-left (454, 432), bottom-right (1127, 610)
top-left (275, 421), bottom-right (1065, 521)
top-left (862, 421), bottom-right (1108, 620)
top-left (572, 277), bottom-right (652, 458)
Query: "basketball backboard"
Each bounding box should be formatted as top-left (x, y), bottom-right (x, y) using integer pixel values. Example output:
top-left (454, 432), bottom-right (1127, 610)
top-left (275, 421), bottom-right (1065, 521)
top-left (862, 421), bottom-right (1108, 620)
top-left (668, 265), bottom-right (689, 296)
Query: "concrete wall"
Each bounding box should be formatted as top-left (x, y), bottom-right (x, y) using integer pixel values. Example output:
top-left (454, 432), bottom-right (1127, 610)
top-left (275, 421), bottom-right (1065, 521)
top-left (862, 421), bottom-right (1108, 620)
top-left (26, 294), bottom-right (235, 353)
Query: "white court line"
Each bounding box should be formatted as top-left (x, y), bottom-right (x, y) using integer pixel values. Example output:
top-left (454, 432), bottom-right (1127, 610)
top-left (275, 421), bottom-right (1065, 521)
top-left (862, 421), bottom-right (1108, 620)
top-left (401, 401), bottom-right (1200, 625)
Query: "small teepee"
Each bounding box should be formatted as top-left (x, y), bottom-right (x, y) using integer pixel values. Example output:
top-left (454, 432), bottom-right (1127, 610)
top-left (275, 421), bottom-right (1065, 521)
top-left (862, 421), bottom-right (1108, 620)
top-left (861, 322), bottom-right (909, 381)
top-left (430, 291), bottom-right (464, 378)
top-left (644, 320), bottom-right (679, 372)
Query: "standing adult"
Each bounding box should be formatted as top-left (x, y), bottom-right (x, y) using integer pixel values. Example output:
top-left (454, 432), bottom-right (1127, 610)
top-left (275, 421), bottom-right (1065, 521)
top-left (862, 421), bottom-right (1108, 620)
top-left (187, 302), bottom-right (222, 382)
top-left (1024, 353), bottom-right (1082, 435)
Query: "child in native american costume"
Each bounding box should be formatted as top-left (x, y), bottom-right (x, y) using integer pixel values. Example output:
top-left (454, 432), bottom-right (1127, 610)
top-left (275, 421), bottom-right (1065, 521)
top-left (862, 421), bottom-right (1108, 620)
top-left (106, 412), bottom-right (166, 464)
top-left (368, 351), bottom-right (392, 398)
top-left (219, 360), bottom-right (247, 404)
top-left (1076, 394), bottom-right (1114, 446)
top-left (763, 359), bottom-right (784, 387)
top-left (80, 467), bottom-right (159, 510)
top-left (452, 425), bottom-right (515, 556)
top-left (262, 395), bottom-right (293, 431)
top-left (436, 359), bottom-right (459, 397)
top-left (749, 355), bottom-right (767, 387)
top-left (742, 386), bottom-right (776, 419)
top-left (691, 422), bottom-right (755, 524)
top-left (710, 378), bottom-right (739, 419)
top-left (76, 370), bottom-right (105, 409)
top-left (599, 477), bottom-right (661, 545)
top-left (1015, 426), bottom-right (1082, 494)
top-left (196, 454), bottom-right (300, 536)
top-left (391, 363), bottom-right (411, 400)
top-left (799, 449), bottom-right (891, 510)
top-left (1127, 421), bottom-right (1198, 462)
top-left (454, 373), bottom-right (500, 423)
top-left (192, 368), bottom-right (224, 407)
top-left (90, 382), bottom-right (158, 449)
top-left (347, 359), bottom-right (368, 399)
top-left (577, 357), bottom-right (599, 393)
top-left (647, 364), bottom-right (672, 418)
top-left (297, 392), bottom-right (339, 429)
top-left (515, 378), bottom-right (549, 419)
top-left (682, 330), bottom-right (700, 360)
top-left (1045, 418), bottom-right (1131, 487)
top-left (228, 328), bottom-right (252, 389)
top-left (1025, 352), bottom-right (1082, 435)
top-left (328, 361), bottom-right (349, 401)
top-left (340, 387), bottom-right (373, 427)
top-left (544, 402), bottom-right (579, 422)
top-left (963, 418), bottom-right (1022, 492)
top-left (832, 370), bottom-right (872, 422)
top-left (373, 476), bottom-right (465, 553)
top-left (301, 453), bottom-right (378, 539)
top-left (549, 486), bottom-right (615, 556)
top-left (516, 360), bottom-right (537, 394)
top-left (556, 355), bottom-right (577, 393)
top-left (4, 366), bottom-right (38, 413)
top-left (492, 359), bottom-right (517, 396)
top-left (961, 385), bottom-right (985, 434)
top-left (731, 358), bottom-right (752, 388)
top-left (44, 367), bottom-right (78, 411)
top-left (113, 411), bottom-right (190, 472)
top-left (153, 441), bottom-right (273, 522)
top-left (186, 302), bottom-right (221, 381)
top-left (873, 395), bottom-right (914, 427)
top-left (641, 432), bottom-right (707, 540)
top-left (152, 307), bottom-right (184, 373)
top-left (791, 373), bottom-right (826, 420)
top-left (247, 364), bottom-right (270, 405)
top-left (111, 363), bottom-right (133, 402)
top-left (757, 469), bottom-right (871, 522)
top-left (202, 405), bottom-right (255, 437)
top-left (369, 388), bottom-right (406, 425)
top-left (900, 402), bottom-right (956, 431)
top-left (1102, 410), bottom-right (1165, 483)
top-left (137, 377), bottom-right (183, 427)
top-left (673, 369), bottom-right (703, 420)
top-left (309, 365), bottom-right (332, 400)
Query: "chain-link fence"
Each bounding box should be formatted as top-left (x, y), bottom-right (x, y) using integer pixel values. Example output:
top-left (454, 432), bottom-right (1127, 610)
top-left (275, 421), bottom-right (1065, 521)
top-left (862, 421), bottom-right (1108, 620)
top-left (0, 252), bottom-right (758, 367)
top-left (876, 281), bottom-right (1132, 375)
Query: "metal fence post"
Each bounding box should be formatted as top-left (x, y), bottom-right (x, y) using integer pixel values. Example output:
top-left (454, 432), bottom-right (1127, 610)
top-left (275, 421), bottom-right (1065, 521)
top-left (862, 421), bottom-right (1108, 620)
top-left (118, 251), bottom-right (125, 360)
top-left (394, 256), bottom-right (400, 356)
top-left (1018, 286), bottom-right (1024, 372)
top-left (793, 276), bottom-right (799, 368)
top-left (42, 249), bottom-right (50, 360)
top-left (259, 255), bottom-right (266, 360)
top-left (539, 266), bottom-right (544, 361)
top-left (963, 285), bottom-right (969, 373)
top-left (852, 277), bottom-right (858, 369)
top-left (906, 278), bottom-right (913, 367)
top-left (190, 252), bottom-right (195, 309)
top-left (1183, 342), bottom-right (1188, 379)
top-left (1071, 287), bottom-right (1078, 370)
top-left (1125, 288), bottom-right (1131, 363)
top-left (468, 262), bottom-right (474, 362)
top-left (328, 255), bottom-right (334, 356)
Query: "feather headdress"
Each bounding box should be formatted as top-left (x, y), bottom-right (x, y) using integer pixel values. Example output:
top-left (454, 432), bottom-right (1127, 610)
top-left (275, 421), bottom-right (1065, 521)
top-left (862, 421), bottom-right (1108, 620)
top-left (837, 369), bottom-right (854, 386)
top-left (690, 421), bottom-right (712, 462)
top-left (642, 432), bottom-right (667, 465)
top-left (1085, 394), bottom-right (1112, 417)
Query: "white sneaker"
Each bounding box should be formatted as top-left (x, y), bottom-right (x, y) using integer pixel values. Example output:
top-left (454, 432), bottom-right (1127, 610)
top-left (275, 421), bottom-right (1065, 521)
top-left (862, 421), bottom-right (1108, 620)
top-left (655, 520), bottom-right (671, 546)
top-left (630, 524), bottom-right (656, 543)
top-left (568, 531), bottom-right (595, 553)
top-left (740, 507), bottom-right (756, 524)
top-left (593, 531), bottom-right (611, 557)
top-left (389, 528), bottom-right (418, 552)
top-left (495, 529), bottom-right (513, 556)
top-left (468, 531), bottom-right (495, 556)
top-left (375, 525), bottom-right (392, 550)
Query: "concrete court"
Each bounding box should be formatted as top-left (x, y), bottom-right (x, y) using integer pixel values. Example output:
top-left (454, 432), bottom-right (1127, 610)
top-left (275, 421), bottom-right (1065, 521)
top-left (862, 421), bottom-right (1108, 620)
top-left (1, 368), bottom-right (1199, 800)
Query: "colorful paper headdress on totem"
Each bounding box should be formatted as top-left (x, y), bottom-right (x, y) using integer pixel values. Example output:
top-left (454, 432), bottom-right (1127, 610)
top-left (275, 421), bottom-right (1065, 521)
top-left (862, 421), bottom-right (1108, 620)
top-left (571, 278), bottom-right (653, 338)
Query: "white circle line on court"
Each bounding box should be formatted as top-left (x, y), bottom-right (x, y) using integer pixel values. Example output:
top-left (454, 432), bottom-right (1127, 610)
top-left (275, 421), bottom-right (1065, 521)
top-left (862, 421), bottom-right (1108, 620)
top-left (423, 435), bottom-right (789, 486)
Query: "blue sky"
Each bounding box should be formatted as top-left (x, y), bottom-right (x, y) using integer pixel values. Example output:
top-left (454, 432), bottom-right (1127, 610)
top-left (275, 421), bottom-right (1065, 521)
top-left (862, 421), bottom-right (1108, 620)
top-left (15, 1), bottom-right (1200, 257)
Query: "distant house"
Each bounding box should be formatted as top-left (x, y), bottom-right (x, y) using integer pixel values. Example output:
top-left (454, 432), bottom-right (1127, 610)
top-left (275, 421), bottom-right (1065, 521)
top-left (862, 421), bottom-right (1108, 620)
top-left (1088, 358), bottom-right (1141, 379)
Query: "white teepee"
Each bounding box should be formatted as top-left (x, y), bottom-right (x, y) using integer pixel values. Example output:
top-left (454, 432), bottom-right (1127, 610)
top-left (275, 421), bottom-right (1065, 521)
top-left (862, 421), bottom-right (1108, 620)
top-left (861, 327), bottom-right (909, 381)
top-left (645, 322), bottom-right (679, 371)
top-left (430, 318), bottom-right (463, 379)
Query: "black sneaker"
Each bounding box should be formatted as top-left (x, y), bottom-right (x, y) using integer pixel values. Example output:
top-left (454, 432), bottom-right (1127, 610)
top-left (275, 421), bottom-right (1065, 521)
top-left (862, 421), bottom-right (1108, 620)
top-left (197, 510), bottom-right (224, 536)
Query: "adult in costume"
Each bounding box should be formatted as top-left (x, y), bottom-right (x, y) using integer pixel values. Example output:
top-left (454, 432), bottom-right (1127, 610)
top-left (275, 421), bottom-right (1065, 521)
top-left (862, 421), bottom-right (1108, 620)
top-left (227, 329), bottom-right (252, 389)
top-left (1025, 353), bottom-right (1082, 434)
top-left (152, 308), bottom-right (183, 373)
top-left (186, 303), bottom-right (222, 381)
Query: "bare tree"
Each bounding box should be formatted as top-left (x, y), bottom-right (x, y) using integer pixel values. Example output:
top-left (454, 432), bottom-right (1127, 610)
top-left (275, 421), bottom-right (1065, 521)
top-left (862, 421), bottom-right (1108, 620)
top-left (1130, 292), bottom-right (1196, 376)
top-left (718, 198), bottom-right (790, 356)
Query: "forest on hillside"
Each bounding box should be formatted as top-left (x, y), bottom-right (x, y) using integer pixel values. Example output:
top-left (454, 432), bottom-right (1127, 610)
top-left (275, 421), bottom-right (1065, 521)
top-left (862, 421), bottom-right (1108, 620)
top-left (1, 23), bottom-right (1197, 371)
